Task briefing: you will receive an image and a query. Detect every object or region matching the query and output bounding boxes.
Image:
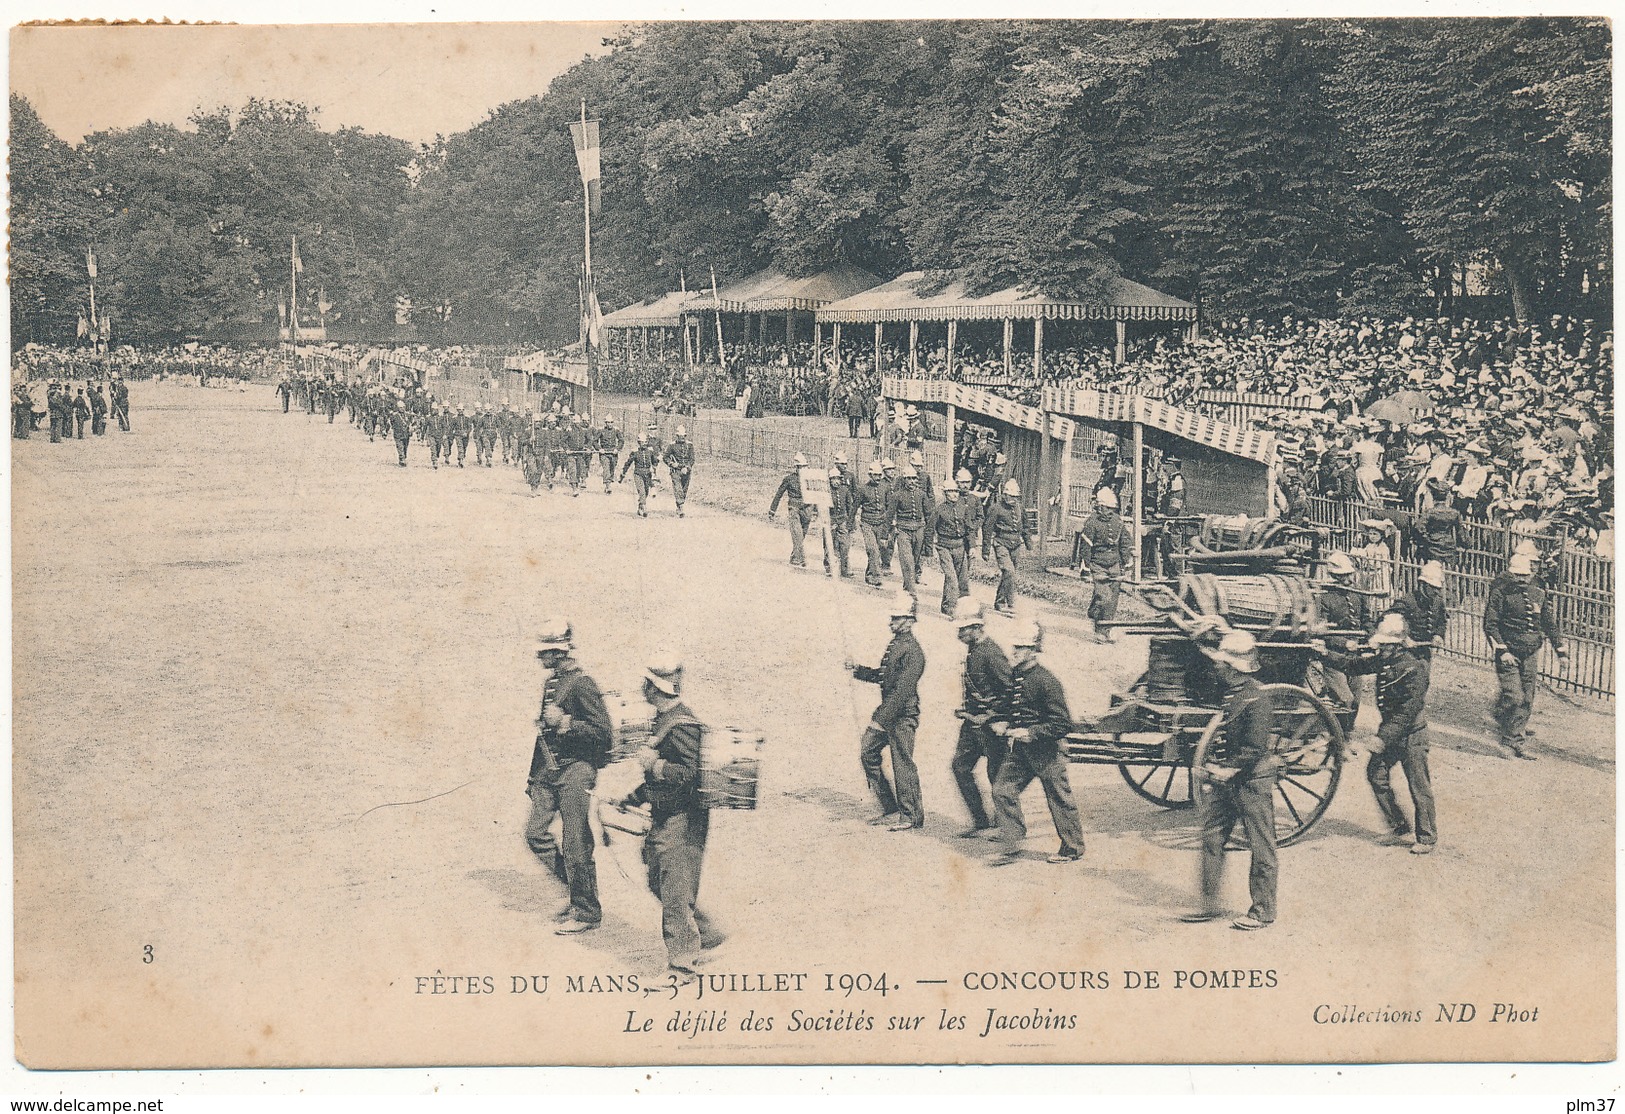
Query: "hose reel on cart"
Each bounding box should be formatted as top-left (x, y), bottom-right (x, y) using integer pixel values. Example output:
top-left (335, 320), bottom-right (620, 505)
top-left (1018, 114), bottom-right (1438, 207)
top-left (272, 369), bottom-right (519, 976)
top-left (1067, 514), bottom-right (1349, 847)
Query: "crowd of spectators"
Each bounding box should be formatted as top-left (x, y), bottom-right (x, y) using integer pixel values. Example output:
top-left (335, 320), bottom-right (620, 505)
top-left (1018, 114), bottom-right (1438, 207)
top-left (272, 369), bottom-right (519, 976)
top-left (12, 343), bottom-right (288, 384)
top-left (24, 310), bottom-right (1610, 554)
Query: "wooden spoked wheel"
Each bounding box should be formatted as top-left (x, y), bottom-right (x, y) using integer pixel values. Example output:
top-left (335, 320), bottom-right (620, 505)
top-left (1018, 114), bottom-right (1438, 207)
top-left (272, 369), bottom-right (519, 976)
top-left (1192, 682), bottom-right (1344, 848)
top-left (1118, 761), bottom-right (1196, 810)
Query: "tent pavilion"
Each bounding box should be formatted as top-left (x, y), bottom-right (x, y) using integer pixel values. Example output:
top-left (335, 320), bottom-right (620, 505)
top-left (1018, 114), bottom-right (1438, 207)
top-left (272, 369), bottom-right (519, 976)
top-left (1043, 385), bottom-right (1281, 577)
top-left (599, 290), bottom-right (697, 364)
top-left (503, 350), bottom-right (594, 415)
top-left (684, 265), bottom-right (884, 364)
top-left (815, 270), bottom-right (1199, 373)
top-left (883, 375), bottom-right (1076, 525)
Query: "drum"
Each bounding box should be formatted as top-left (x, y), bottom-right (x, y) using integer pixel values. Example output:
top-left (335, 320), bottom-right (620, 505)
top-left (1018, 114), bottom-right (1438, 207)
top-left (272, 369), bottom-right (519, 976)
top-left (699, 727), bottom-right (763, 810)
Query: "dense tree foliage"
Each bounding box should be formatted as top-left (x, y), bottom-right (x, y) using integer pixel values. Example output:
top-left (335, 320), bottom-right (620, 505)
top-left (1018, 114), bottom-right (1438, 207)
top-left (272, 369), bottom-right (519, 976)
top-left (10, 18), bottom-right (1611, 348)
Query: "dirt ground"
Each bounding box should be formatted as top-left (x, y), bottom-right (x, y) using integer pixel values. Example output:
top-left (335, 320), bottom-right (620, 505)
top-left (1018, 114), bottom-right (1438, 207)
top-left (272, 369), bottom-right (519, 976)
top-left (12, 382), bottom-right (1615, 1068)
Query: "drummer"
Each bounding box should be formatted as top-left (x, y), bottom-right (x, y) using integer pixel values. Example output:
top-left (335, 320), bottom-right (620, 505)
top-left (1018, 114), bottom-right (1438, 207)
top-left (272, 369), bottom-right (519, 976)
top-left (622, 654), bottom-right (726, 978)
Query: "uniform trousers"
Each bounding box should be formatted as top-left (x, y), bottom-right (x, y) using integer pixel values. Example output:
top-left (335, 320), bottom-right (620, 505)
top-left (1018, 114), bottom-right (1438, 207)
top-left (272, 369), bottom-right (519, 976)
top-left (525, 759), bottom-right (601, 925)
top-left (860, 717), bottom-right (922, 826)
top-left (937, 545), bottom-right (969, 614)
top-left (1087, 572), bottom-right (1122, 622)
top-left (951, 720), bottom-right (1004, 830)
top-left (893, 525), bottom-right (926, 593)
top-left (1198, 766), bottom-right (1278, 923)
top-left (786, 507), bottom-right (808, 566)
top-left (860, 523), bottom-right (886, 584)
top-left (642, 807), bottom-right (719, 968)
top-left (994, 543), bottom-right (1020, 610)
top-left (1494, 649), bottom-right (1541, 741)
top-left (1367, 727), bottom-right (1436, 845)
top-left (992, 740), bottom-right (1085, 856)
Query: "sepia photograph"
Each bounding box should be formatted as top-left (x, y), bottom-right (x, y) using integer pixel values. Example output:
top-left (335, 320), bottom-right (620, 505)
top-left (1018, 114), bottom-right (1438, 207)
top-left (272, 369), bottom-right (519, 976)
top-left (6, 9), bottom-right (1616, 1081)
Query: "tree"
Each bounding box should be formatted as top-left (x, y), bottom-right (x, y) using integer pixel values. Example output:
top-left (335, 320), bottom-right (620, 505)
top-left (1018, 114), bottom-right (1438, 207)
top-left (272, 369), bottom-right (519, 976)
top-left (10, 95), bottom-right (93, 346)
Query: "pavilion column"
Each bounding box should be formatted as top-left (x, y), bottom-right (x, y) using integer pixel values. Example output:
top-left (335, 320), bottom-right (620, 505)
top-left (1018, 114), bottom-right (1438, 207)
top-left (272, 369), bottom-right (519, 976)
top-left (786, 307), bottom-right (794, 351)
top-left (946, 403), bottom-right (956, 479)
top-left (833, 323), bottom-right (843, 368)
top-left (1034, 317), bottom-right (1044, 378)
top-left (874, 322), bottom-right (884, 372)
top-left (813, 321), bottom-right (822, 368)
top-left (1131, 420), bottom-right (1144, 584)
top-left (642, 327), bottom-right (649, 357)
top-left (947, 320), bottom-right (958, 379)
top-left (909, 321), bottom-right (919, 375)
top-left (1115, 318), bottom-right (1127, 365)
top-left (1003, 318), bottom-right (1014, 376)
top-left (1039, 407), bottom-right (1052, 555)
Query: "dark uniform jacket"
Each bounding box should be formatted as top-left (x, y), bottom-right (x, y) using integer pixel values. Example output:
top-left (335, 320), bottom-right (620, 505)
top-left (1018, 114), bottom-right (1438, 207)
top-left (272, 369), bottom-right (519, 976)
top-left (629, 702), bottom-right (705, 818)
top-left (930, 499), bottom-right (971, 545)
top-left (527, 663), bottom-right (613, 780)
top-left (663, 440), bottom-right (694, 473)
top-left (1341, 650), bottom-right (1428, 745)
top-left (857, 478), bottom-right (890, 528)
top-left (854, 631), bottom-right (925, 731)
top-left (620, 445), bottom-right (660, 480)
top-left (769, 471), bottom-right (806, 517)
top-left (1079, 510), bottom-right (1132, 575)
top-left (561, 424), bottom-right (587, 453)
top-left (1318, 585), bottom-right (1370, 652)
top-left (986, 498), bottom-right (1031, 550)
top-left (829, 480), bottom-right (854, 531)
top-left (1483, 573), bottom-right (1563, 658)
top-left (1390, 583), bottom-right (1449, 645)
top-left (388, 410), bottom-right (411, 440)
top-left (1003, 660), bottom-right (1072, 749)
top-left (597, 427), bottom-right (625, 455)
top-left (1215, 677), bottom-right (1275, 777)
top-left (886, 481), bottom-right (932, 530)
top-left (961, 636), bottom-right (1011, 722)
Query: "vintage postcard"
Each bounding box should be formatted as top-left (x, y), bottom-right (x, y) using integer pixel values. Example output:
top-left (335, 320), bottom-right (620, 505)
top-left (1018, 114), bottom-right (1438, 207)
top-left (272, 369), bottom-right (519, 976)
top-left (9, 16), bottom-right (1615, 1070)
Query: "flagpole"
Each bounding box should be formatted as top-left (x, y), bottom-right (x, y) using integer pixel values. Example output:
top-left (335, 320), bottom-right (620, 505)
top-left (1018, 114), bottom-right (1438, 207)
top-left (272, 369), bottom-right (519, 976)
top-left (711, 267), bottom-right (725, 368)
top-left (290, 235), bottom-right (300, 345)
top-left (580, 100), bottom-right (596, 419)
top-left (86, 250), bottom-right (98, 353)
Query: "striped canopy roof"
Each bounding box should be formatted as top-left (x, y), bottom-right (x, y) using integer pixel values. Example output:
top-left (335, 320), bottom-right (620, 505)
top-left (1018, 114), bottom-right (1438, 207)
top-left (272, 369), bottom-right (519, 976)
top-left (600, 290), bottom-right (695, 329)
top-left (817, 271), bottom-right (1197, 324)
top-left (1043, 386), bottom-right (1277, 465)
top-left (744, 265), bottom-right (884, 313)
top-left (884, 377), bottom-right (1076, 441)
